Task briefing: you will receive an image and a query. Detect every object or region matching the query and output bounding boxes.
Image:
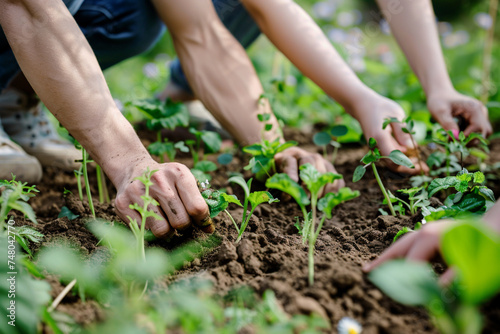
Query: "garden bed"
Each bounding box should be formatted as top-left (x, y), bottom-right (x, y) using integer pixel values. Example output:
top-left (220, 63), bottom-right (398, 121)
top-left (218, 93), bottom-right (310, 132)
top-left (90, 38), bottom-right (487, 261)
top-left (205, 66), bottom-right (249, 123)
top-left (14, 129), bottom-right (500, 333)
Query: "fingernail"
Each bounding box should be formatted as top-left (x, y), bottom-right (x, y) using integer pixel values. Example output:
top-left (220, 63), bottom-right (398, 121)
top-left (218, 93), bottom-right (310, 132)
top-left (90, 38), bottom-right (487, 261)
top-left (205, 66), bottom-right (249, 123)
top-left (199, 216), bottom-right (213, 227)
top-left (201, 224), bottom-right (215, 234)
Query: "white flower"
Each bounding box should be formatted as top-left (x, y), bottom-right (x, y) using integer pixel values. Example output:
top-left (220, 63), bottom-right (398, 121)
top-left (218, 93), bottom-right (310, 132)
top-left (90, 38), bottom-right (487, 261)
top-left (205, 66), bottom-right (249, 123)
top-left (338, 317), bottom-right (362, 334)
top-left (312, 1), bottom-right (336, 20)
top-left (474, 12), bottom-right (493, 30)
top-left (201, 180), bottom-right (210, 189)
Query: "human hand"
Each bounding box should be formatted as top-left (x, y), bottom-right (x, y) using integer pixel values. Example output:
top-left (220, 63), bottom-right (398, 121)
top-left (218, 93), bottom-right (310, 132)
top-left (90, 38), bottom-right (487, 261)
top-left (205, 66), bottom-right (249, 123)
top-left (114, 161), bottom-right (212, 238)
top-left (275, 146), bottom-right (345, 195)
top-left (427, 90), bottom-right (492, 138)
top-left (350, 94), bottom-right (429, 175)
top-left (362, 220), bottom-right (456, 283)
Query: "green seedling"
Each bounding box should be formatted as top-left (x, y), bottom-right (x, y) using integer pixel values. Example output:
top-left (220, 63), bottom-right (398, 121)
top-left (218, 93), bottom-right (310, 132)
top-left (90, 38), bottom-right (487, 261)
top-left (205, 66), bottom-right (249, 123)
top-left (95, 164), bottom-right (110, 204)
top-left (191, 160), bottom-right (218, 183)
top-left (74, 142), bottom-right (95, 217)
top-left (353, 138), bottom-right (414, 216)
top-left (266, 164), bottom-right (359, 286)
top-left (370, 221), bottom-right (500, 334)
top-left (383, 117), bottom-right (425, 174)
top-left (131, 99), bottom-right (189, 163)
top-left (313, 125), bottom-right (348, 164)
top-left (127, 168), bottom-right (162, 261)
top-left (202, 177), bottom-right (278, 243)
top-left (186, 128), bottom-right (222, 165)
top-left (423, 168), bottom-right (495, 221)
top-left (390, 186), bottom-right (430, 216)
top-left (0, 176), bottom-right (38, 229)
top-left (243, 138), bottom-right (297, 181)
top-left (429, 126), bottom-right (489, 176)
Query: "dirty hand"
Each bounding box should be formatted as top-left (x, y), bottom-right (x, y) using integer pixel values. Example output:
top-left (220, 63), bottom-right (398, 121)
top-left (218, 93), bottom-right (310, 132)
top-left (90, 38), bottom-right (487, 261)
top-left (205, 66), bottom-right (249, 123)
top-left (275, 146), bottom-right (345, 195)
top-left (363, 220), bottom-right (456, 283)
top-left (350, 94), bottom-right (428, 175)
top-left (427, 90), bottom-right (492, 138)
top-left (114, 161), bottom-right (212, 238)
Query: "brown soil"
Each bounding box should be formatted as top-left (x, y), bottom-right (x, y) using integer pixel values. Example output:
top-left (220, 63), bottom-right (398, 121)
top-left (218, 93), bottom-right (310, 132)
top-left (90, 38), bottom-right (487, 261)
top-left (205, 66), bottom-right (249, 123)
top-left (11, 129), bottom-right (500, 334)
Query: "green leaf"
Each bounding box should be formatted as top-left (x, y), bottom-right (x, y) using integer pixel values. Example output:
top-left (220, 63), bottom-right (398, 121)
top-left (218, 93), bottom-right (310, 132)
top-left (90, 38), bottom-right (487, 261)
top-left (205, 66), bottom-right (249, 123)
top-left (388, 150), bottom-right (414, 168)
top-left (217, 153), bottom-right (233, 165)
top-left (257, 113), bottom-right (271, 122)
top-left (194, 161), bottom-right (218, 173)
top-left (58, 206), bottom-right (79, 220)
top-left (382, 117), bottom-right (400, 130)
top-left (265, 173), bottom-right (310, 207)
top-left (426, 151), bottom-right (446, 169)
top-left (352, 165), bottom-right (366, 182)
top-left (202, 190), bottom-right (229, 218)
top-left (248, 191), bottom-right (279, 208)
top-left (393, 227), bottom-right (413, 243)
top-left (275, 141), bottom-right (298, 154)
top-left (201, 131), bottom-right (222, 154)
top-left (329, 125), bottom-right (348, 137)
top-left (441, 222), bottom-right (500, 304)
top-left (369, 260), bottom-right (441, 306)
top-left (221, 193), bottom-right (243, 207)
top-left (299, 164), bottom-right (342, 195)
top-left (451, 193), bottom-right (486, 213)
top-left (478, 187), bottom-right (495, 202)
top-left (191, 169), bottom-right (211, 183)
top-left (361, 151), bottom-right (377, 164)
top-left (428, 177), bottom-right (460, 198)
top-left (318, 188), bottom-right (360, 219)
top-left (229, 176), bottom-right (251, 198)
top-left (264, 123), bottom-right (273, 131)
top-left (313, 132), bottom-right (331, 146)
top-left (473, 171), bottom-right (485, 184)
top-left (368, 137), bottom-right (377, 149)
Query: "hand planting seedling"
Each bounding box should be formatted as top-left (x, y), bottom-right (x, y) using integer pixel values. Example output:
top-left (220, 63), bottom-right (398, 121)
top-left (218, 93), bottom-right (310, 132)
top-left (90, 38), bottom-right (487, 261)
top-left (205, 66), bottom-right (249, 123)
top-left (383, 116), bottom-right (425, 174)
top-left (313, 125), bottom-right (349, 164)
top-left (353, 138), bottom-right (414, 216)
top-left (185, 128), bottom-right (222, 165)
top-left (201, 177), bottom-right (279, 242)
top-left (370, 221), bottom-right (500, 334)
top-left (423, 168), bottom-right (495, 221)
top-left (266, 164), bottom-right (359, 285)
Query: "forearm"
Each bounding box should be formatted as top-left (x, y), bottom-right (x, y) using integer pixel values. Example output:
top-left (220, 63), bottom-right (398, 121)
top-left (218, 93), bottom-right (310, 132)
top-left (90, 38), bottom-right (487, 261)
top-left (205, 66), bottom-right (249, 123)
top-left (153, 0), bottom-right (281, 146)
top-left (0, 0), bottom-right (151, 189)
top-left (376, 0), bottom-right (454, 96)
top-left (241, 0), bottom-right (376, 115)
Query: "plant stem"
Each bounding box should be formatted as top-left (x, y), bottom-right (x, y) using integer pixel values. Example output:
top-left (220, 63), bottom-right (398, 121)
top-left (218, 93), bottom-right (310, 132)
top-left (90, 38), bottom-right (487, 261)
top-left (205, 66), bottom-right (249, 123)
top-left (331, 145), bottom-right (339, 165)
top-left (308, 195), bottom-right (318, 286)
top-left (75, 168), bottom-right (83, 201)
top-left (225, 210), bottom-right (239, 232)
top-left (81, 149), bottom-right (95, 217)
top-left (410, 135), bottom-right (424, 176)
top-left (157, 131), bottom-right (165, 163)
top-left (372, 163), bottom-right (396, 216)
top-left (236, 207), bottom-right (256, 243)
top-left (96, 164), bottom-right (104, 203)
top-left (480, 0), bottom-right (498, 104)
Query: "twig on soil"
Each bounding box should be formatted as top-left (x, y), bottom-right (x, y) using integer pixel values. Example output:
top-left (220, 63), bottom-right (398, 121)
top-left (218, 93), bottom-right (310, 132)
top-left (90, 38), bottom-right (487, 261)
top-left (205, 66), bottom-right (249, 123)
top-left (48, 278), bottom-right (77, 313)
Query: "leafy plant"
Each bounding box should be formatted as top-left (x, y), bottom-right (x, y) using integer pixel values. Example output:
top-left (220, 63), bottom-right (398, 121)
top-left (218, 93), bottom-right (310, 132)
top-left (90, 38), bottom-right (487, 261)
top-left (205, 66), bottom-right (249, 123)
top-left (390, 186), bottom-right (431, 216)
top-left (148, 139), bottom-right (189, 164)
top-left (10, 225), bottom-right (44, 258)
top-left (370, 221), bottom-right (500, 334)
top-left (0, 175), bottom-right (38, 228)
top-left (74, 143), bottom-right (96, 217)
top-left (191, 160), bottom-right (218, 183)
top-left (185, 128), bottom-right (222, 165)
top-left (266, 164), bottom-right (359, 285)
top-left (383, 117), bottom-right (425, 174)
top-left (313, 125), bottom-right (348, 164)
top-left (353, 138), bottom-right (414, 216)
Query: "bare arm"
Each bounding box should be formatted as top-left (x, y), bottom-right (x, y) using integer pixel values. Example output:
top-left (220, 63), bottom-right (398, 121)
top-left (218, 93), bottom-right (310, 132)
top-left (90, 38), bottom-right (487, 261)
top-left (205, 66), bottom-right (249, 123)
top-left (376, 0), bottom-right (492, 137)
top-left (0, 0), bottom-right (211, 236)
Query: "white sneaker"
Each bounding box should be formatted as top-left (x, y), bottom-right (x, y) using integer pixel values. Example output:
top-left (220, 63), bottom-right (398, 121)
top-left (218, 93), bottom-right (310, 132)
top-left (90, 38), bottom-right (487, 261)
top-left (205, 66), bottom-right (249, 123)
top-left (0, 89), bottom-right (81, 171)
top-left (0, 118), bottom-right (42, 183)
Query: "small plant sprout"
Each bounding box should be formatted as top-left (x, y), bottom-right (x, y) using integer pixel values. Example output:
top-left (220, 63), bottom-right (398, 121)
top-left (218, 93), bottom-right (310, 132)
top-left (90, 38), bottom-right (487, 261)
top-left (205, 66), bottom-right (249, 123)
top-left (391, 186), bottom-right (430, 216)
top-left (313, 125), bottom-right (348, 164)
top-left (186, 128), bottom-right (222, 165)
top-left (74, 142), bottom-right (96, 217)
top-left (353, 138), bottom-right (414, 216)
top-left (201, 176), bottom-right (278, 242)
top-left (383, 117), bottom-right (425, 174)
top-left (127, 168), bottom-right (162, 261)
top-left (0, 175), bottom-right (39, 229)
top-left (337, 317), bottom-right (362, 334)
top-left (267, 164), bottom-right (359, 286)
top-left (243, 139), bottom-right (297, 181)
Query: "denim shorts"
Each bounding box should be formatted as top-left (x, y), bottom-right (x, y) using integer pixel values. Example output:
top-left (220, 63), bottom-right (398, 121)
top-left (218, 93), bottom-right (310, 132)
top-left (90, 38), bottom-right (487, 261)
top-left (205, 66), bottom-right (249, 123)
top-left (0, 0), bottom-right (164, 91)
top-left (170, 0), bottom-right (261, 94)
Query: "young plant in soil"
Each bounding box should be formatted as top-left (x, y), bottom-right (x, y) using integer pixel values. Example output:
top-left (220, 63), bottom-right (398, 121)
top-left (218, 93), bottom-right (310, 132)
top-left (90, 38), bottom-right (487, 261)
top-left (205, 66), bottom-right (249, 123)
top-left (428, 126), bottom-right (489, 176)
top-left (370, 221), bottom-right (500, 334)
top-left (423, 169), bottom-right (495, 221)
top-left (74, 142), bottom-right (96, 217)
top-left (201, 177), bottom-right (279, 243)
top-left (353, 138), bottom-right (414, 216)
top-left (383, 117), bottom-right (425, 174)
top-left (266, 164), bottom-right (359, 286)
top-left (186, 128), bottom-right (222, 165)
top-left (191, 160), bottom-right (218, 183)
top-left (389, 186), bottom-right (430, 216)
top-left (131, 98), bottom-right (190, 163)
top-left (313, 125), bottom-right (348, 164)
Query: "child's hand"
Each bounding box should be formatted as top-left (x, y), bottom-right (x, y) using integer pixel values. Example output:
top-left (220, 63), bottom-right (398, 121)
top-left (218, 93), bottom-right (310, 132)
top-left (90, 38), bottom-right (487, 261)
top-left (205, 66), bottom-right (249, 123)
top-left (350, 95), bottom-right (429, 175)
top-left (427, 90), bottom-right (492, 138)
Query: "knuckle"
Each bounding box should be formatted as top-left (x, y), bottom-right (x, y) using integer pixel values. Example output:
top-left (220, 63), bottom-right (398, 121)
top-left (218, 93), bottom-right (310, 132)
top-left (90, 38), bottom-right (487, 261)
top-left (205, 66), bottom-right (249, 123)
top-left (115, 195), bottom-right (129, 212)
top-left (188, 202), bottom-right (209, 218)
